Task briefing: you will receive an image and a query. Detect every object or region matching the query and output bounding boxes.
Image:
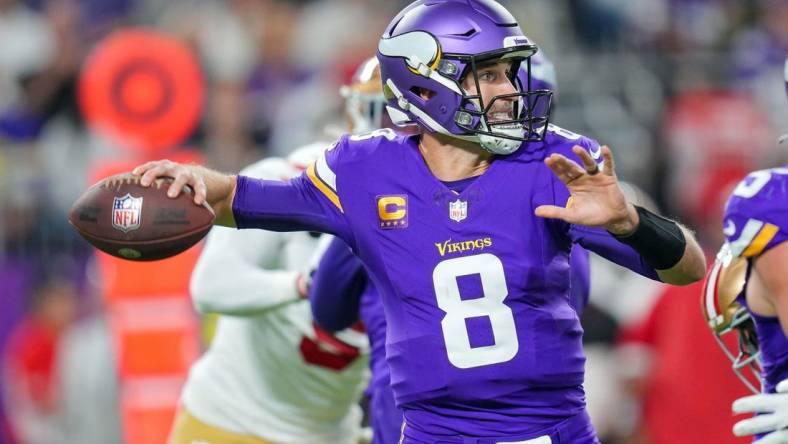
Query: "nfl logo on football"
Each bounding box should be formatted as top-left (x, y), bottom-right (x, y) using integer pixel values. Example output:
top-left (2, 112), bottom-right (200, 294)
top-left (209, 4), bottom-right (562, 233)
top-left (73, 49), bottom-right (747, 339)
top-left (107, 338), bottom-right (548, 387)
top-left (449, 199), bottom-right (467, 222)
top-left (112, 194), bottom-right (143, 233)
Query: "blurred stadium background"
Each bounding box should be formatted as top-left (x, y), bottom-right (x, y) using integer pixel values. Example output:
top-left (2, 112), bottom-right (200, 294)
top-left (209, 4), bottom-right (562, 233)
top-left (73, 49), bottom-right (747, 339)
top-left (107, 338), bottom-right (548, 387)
top-left (0, 0), bottom-right (785, 443)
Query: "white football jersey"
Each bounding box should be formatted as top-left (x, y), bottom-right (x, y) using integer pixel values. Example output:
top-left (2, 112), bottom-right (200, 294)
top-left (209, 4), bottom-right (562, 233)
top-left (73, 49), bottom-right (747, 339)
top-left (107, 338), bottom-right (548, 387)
top-left (181, 150), bottom-right (370, 444)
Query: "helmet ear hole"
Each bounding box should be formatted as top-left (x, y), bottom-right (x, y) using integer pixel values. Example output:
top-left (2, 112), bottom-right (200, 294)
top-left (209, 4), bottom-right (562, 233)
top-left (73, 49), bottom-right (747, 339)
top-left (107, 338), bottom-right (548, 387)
top-left (410, 87), bottom-right (436, 101)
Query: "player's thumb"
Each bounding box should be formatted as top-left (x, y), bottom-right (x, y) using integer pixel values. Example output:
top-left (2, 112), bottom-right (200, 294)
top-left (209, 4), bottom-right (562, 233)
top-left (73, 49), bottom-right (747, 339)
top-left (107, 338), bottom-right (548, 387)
top-left (535, 205), bottom-right (569, 220)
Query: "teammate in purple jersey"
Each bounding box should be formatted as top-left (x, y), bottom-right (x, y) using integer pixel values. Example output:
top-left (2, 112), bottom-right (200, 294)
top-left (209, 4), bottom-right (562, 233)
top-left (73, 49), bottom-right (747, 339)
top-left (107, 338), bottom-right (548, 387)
top-left (308, 48), bottom-right (592, 444)
top-left (703, 59), bottom-right (788, 443)
top-left (129, 1), bottom-right (706, 442)
top-left (309, 239), bottom-right (399, 444)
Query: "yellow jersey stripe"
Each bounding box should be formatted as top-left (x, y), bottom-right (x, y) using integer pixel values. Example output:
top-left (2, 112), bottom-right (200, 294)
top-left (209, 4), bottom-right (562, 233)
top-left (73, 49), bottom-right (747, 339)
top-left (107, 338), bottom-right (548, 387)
top-left (742, 223), bottom-right (778, 257)
top-left (307, 163), bottom-right (343, 213)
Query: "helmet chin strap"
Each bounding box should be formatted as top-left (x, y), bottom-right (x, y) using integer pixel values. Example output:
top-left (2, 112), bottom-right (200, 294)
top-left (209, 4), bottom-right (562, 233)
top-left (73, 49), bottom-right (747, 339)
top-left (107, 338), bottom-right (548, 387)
top-left (477, 118), bottom-right (525, 155)
top-left (435, 126), bottom-right (522, 156)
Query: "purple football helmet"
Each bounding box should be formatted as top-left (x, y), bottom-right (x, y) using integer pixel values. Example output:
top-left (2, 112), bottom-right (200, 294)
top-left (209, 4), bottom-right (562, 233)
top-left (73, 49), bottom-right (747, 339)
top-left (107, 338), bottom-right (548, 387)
top-left (377, 0), bottom-right (551, 155)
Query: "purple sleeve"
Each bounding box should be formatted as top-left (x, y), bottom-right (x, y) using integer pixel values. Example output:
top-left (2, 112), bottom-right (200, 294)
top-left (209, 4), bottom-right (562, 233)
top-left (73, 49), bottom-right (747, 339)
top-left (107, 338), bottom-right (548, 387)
top-left (232, 173), bottom-right (352, 242)
top-left (309, 237), bottom-right (367, 332)
top-left (570, 225), bottom-right (660, 281)
top-left (568, 246), bottom-right (590, 314)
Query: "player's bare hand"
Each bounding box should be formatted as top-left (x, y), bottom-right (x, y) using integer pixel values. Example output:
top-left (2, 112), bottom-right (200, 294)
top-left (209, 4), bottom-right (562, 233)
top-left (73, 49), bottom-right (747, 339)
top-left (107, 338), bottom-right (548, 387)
top-left (131, 160), bottom-right (208, 206)
top-left (535, 145), bottom-right (639, 235)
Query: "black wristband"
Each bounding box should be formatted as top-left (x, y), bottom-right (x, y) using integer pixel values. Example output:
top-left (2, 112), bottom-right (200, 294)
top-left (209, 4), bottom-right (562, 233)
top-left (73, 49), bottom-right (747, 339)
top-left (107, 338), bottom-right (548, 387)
top-left (610, 205), bottom-right (686, 270)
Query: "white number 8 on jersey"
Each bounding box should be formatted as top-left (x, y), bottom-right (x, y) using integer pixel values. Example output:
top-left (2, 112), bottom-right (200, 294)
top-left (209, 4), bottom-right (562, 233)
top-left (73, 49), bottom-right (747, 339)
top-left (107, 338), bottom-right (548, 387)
top-left (433, 254), bottom-right (518, 369)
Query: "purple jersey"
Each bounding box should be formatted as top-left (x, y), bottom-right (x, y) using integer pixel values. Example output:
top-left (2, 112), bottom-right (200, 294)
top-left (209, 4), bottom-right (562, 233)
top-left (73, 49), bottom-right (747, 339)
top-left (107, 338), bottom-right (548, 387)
top-left (312, 242), bottom-right (590, 444)
top-left (233, 125), bottom-right (659, 440)
top-left (724, 167), bottom-right (788, 393)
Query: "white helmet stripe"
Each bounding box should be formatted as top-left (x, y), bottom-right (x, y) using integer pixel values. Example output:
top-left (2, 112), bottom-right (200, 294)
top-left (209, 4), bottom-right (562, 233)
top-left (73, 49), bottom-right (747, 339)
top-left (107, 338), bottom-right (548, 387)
top-left (385, 78), bottom-right (404, 102)
top-left (409, 102), bottom-right (475, 142)
top-left (427, 68), bottom-right (463, 95)
top-left (704, 259), bottom-right (723, 325)
top-left (385, 105), bottom-right (412, 126)
top-left (385, 79), bottom-right (475, 142)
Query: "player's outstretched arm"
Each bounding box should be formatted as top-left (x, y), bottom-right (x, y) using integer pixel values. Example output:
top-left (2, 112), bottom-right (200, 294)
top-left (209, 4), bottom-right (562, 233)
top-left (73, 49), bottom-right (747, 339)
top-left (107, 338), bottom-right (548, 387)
top-left (649, 225), bottom-right (706, 285)
top-left (190, 227), bottom-right (306, 316)
top-left (535, 145), bottom-right (706, 285)
top-left (132, 160), bottom-right (238, 227)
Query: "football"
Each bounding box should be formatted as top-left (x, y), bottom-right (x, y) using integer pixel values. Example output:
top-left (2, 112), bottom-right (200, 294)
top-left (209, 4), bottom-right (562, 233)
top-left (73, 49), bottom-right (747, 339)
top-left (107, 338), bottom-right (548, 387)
top-left (69, 173), bottom-right (215, 261)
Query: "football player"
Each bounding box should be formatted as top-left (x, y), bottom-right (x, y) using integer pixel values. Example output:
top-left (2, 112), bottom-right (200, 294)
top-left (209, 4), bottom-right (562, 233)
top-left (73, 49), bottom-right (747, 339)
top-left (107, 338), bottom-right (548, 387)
top-left (167, 58), bottom-right (387, 444)
top-left (306, 49), bottom-right (591, 444)
top-left (134, 1), bottom-right (706, 442)
top-left (702, 58), bottom-right (788, 443)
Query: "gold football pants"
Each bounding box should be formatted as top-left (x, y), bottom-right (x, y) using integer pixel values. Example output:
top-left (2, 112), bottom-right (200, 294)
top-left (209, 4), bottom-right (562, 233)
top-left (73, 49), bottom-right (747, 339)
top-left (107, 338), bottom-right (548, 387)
top-left (169, 408), bottom-right (276, 444)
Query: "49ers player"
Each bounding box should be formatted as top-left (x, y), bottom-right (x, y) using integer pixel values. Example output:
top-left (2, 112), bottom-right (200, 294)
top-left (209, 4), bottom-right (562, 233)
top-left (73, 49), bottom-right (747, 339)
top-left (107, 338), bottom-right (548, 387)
top-left (168, 57), bottom-right (386, 444)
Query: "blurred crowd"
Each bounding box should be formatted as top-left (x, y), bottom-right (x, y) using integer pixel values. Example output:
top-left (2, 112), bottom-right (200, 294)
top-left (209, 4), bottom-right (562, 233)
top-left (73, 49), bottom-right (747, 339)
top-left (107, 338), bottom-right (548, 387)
top-left (0, 0), bottom-right (785, 443)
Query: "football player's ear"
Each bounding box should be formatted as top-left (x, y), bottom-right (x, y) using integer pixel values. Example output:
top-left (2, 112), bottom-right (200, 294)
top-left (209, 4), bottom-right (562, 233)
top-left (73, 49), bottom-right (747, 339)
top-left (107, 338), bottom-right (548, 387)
top-left (419, 88), bottom-right (436, 100)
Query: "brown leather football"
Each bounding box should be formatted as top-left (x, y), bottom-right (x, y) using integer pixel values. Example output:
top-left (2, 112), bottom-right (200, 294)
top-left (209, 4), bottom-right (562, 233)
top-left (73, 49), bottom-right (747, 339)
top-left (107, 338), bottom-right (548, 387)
top-left (69, 173), bottom-right (215, 261)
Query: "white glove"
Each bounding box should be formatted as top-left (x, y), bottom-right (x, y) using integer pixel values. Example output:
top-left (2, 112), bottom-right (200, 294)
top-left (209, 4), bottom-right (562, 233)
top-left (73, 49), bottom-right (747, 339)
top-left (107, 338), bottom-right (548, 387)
top-left (733, 379), bottom-right (788, 443)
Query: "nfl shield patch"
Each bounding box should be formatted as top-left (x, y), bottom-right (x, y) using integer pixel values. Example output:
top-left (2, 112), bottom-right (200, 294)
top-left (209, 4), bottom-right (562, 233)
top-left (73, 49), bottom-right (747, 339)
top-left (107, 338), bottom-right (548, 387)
top-left (112, 194), bottom-right (143, 233)
top-left (449, 199), bottom-right (467, 222)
